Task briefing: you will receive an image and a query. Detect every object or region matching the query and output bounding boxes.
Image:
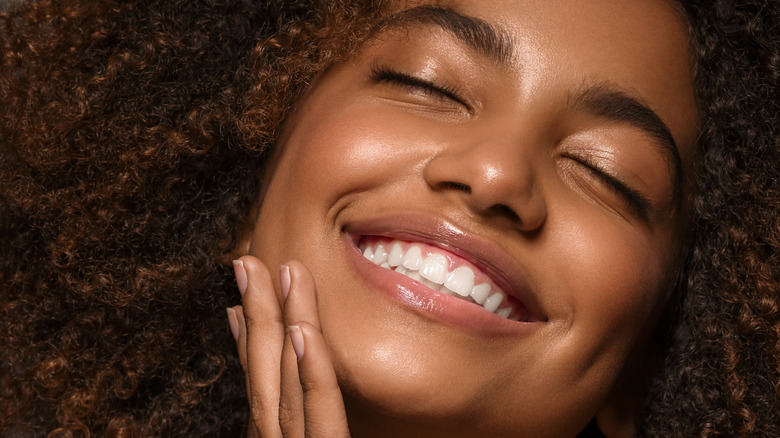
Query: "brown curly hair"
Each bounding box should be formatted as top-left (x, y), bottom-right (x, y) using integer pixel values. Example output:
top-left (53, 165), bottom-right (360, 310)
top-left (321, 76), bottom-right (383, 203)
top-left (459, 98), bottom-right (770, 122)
top-left (638, 1), bottom-right (779, 436)
top-left (0, 0), bottom-right (776, 436)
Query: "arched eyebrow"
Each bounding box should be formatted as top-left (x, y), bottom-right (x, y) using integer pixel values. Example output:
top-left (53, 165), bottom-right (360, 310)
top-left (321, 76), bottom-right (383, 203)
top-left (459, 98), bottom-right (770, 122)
top-left (372, 6), bottom-right (513, 65)
top-left (374, 5), bottom-right (684, 204)
top-left (571, 84), bottom-right (683, 201)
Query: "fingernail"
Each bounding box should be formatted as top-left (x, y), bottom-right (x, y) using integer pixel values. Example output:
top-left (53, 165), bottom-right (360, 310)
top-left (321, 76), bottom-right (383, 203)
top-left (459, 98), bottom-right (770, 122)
top-left (226, 308), bottom-right (239, 341)
top-left (233, 259), bottom-right (247, 296)
top-left (289, 325), bottom-right (304, 361)
top-left (280, 264), bottom-right (291, 301)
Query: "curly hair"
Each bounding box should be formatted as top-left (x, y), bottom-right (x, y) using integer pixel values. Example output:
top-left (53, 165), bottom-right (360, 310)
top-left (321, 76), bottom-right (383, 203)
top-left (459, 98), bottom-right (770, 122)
top-left (0, 0), bottom-right (776, 437)
top-left (0, 0), bottom-right (384, 435)
top-left (638, 1), bottom-right (779, 436)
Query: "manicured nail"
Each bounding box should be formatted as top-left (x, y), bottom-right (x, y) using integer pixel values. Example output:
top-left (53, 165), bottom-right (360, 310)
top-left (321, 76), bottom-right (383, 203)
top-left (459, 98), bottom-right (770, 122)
top-left (289, 325), bottom-right (304, 361)
top-left (226, 308), bottom-right (239, 341)
top-left (280, 264), bottom-right (291, 301)
top-left (233, 259), bottom-right (247, 296)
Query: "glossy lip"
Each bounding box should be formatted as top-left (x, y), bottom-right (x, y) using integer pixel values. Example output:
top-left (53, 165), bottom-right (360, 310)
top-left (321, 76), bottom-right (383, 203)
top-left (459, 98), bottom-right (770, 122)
top-left (343, 213), bottom-right (547, 335)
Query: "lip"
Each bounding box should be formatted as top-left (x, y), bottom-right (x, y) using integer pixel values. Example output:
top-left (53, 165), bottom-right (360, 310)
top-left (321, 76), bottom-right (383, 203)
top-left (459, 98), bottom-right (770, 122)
top-left (343, 213), bottom-right (547, 335)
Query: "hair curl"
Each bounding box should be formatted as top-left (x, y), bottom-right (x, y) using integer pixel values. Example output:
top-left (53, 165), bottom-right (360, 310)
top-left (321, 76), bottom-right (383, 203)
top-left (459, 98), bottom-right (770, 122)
top-left (0, 0), bottom-right (776, 436)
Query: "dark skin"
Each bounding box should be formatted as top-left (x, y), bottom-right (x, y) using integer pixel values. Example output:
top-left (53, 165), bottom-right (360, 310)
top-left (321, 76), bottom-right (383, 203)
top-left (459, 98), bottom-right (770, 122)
top-left (227, 0), bottom-right (698, 436)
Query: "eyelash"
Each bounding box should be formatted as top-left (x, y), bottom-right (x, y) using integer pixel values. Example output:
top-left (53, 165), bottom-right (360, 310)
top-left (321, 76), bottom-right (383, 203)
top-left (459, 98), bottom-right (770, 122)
top-left (368, 64), bottom-right (470, 110)
top-left (566, 154), bottom-right (652, 219)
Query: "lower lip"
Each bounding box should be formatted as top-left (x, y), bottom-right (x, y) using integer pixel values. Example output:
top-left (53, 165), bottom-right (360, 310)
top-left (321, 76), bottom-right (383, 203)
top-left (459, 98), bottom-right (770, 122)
top-left (343, 236), bottom-right (538, 336)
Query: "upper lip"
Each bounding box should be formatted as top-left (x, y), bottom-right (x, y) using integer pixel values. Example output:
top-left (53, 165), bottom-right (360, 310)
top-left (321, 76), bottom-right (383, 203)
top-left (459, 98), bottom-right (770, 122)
top-left (344, 212), bottom-right (547, 322)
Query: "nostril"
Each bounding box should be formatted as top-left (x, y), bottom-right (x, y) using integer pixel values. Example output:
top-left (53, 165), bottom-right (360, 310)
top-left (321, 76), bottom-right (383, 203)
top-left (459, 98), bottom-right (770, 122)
top-left (440, 181), bottom-right (472, 194)
top-left (489, 203), bottom-right (521, 223)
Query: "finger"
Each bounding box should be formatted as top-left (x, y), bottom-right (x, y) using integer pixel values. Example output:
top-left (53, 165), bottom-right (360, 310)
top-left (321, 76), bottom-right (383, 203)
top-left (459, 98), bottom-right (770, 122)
top-left (281, 261), bottom-right (321, 329)
top-left (280, 329), bottom-right (304, 438)
top-left (278, 263), bottom-right (309, 437)
top-left (278, 261), bottom-right (340, 438)
top-left (291, 322), bottom-right (350, 438)
top-left (226, 306), bottom-right (240, 345)
top-left (235, 256), bottom-right (285, 438)
top-left (229, 305), bottom-right (248, 390)
top-left (230, 305), bottom-right (262, 438)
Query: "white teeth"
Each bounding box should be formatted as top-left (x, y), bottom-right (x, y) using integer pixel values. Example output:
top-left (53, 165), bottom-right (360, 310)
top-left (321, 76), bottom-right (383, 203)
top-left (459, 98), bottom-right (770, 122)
top-left (419, 254), bottom-right (448, 285)
top-left (388, 242), bottom-right (404, 267)
top-left (495, 307), bottom-right (512, 319)
top-left (444, 266), bottom-right (475, 297)
top-left (470, 283), bottom-right (491, 304)
top-left (402, 245), bottom-right (423, 270)
top-left (373, 244), bottom-right (388, 265)
top-left (361, 240), bottom-right (518, 321)
top-left (483, 293), bottom-right (503, 313)
top-left (422, 278), bottom-right (441, 291)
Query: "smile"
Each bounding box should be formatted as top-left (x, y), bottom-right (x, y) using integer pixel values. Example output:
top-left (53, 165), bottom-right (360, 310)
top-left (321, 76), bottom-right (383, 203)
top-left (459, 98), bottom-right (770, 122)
top-left (358, 237), bottom-right (523, 321)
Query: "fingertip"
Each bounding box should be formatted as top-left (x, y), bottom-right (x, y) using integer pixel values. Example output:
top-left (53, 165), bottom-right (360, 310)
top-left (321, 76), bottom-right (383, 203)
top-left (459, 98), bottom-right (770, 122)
top-left (232, 259), bottom-right (248, 296)
top-left (295, 322), bottom-right (333, 376)
top-left (240, 256), bottom-right (280, 303)
top-left (226, 307), bottom-right (239, 341)
top-left (232, 305), bottom-right (247, 343)
top-left (280, 264), bottom-right (291, 301)
top-left (289, 325), bottom-right (304, 361)
top-left (281, 261), bottom-right (321, 330)
top-left (232, 304), bottom-right (245, 322)
top-left (293, 322), bottom-right (350, 436)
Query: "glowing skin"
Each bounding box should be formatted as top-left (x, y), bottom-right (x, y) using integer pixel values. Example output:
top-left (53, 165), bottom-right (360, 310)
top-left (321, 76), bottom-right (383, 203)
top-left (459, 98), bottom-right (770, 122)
top-left (238, 0), bottom-right (698, 436)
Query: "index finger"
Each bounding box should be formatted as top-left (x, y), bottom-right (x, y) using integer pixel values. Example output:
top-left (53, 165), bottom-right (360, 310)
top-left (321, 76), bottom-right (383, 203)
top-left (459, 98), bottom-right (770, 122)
top-left (236, 256), bottom-right (286, 438)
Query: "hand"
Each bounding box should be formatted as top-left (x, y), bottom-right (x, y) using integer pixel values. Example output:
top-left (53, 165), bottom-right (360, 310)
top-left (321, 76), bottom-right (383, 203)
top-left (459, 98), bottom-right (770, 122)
top-left (227, 256), bottom-right (350, 438)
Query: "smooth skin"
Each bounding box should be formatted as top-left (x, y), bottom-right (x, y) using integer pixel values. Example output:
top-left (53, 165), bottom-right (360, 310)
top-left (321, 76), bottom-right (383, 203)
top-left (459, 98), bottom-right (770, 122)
top-left (228, 0), bottom-right (699, 436)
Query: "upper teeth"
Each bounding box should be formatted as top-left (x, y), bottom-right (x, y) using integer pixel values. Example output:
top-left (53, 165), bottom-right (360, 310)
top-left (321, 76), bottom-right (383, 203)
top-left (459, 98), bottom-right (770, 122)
top-left (361, 240), bottom-right (516, 320)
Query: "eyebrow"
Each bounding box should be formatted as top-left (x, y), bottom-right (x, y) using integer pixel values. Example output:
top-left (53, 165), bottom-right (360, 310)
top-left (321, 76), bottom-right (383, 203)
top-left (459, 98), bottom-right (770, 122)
top-left (571, 84), bottom-right (683, 200)
top-left (374, 6), bottom-right (684, 203)
top-left (373, 6), bottom-right (513, 65)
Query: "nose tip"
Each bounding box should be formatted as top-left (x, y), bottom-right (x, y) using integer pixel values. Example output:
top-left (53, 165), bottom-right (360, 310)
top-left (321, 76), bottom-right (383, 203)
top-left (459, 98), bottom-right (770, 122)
top-left (423, 148), bottom-right (547, 232)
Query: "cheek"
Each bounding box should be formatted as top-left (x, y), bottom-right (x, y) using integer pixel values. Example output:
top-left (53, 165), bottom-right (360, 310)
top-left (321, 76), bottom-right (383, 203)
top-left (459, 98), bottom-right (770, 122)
top-left (288, 123), bottom-right (384, 193)
top-left (251, 109), bottom-right (375, 246)
top-left (548, 209), bottom-right (671, 362)
top-left (276, 94), bottom-right (458, 207)
top-left (276, 97), bottom-right (406, 196)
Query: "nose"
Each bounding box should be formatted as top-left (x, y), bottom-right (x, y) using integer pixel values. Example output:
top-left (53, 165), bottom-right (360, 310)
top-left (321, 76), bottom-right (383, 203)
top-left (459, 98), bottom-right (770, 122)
top-left (423, 140), bottom-right (547, 232)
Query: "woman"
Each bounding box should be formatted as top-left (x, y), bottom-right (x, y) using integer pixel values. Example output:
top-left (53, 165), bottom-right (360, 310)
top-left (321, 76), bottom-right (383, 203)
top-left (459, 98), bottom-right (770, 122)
top-left (1, 0), bottom-right (777, 436)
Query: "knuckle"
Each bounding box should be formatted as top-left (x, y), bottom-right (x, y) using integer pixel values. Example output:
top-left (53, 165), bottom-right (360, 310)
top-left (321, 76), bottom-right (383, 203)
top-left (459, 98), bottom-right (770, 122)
top-left (244, 312), bottom-right (284, 332)
top-left (277, 399), bottom-right (298, 431)
top-left (300, 378), bottom-right (338, 396)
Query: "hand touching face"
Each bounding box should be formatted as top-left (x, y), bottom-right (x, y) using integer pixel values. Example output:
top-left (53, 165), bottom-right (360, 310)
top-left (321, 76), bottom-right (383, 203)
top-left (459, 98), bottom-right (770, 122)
top-left (236, 0), bottom-right (698, 436)
top-left (229, 258), bottom-right (351, 438)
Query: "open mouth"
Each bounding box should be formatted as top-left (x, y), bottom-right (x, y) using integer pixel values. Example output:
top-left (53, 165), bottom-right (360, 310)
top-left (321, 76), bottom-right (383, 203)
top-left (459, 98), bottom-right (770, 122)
top-left (358, 237), bottom-right (533, 322)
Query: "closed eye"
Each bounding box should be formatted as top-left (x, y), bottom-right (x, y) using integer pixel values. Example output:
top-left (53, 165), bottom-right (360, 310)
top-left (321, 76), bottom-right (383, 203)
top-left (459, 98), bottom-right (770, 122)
top-left (368, 64), bottom-right (471, 111)
top-left (567, 154), bottom-right (652, 220)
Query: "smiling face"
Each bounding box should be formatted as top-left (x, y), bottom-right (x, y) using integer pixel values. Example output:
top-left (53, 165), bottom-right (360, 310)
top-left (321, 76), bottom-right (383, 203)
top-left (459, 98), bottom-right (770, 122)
top-left (243, 0), bottom-right (698, 436)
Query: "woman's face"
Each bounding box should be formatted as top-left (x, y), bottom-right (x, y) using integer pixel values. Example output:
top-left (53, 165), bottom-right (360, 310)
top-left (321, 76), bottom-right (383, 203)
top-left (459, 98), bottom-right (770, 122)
top-left (245, 0), bottom-right (697, 436)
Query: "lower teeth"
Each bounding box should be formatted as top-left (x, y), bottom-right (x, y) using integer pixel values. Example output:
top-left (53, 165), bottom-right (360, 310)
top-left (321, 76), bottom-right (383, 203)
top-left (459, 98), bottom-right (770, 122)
top-left (389, 264), bottom-right (510, 318)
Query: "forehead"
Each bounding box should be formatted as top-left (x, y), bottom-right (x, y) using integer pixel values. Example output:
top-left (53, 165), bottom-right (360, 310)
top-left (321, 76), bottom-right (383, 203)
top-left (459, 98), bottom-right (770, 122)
top-left (375, 0), bottom-right (698, 156)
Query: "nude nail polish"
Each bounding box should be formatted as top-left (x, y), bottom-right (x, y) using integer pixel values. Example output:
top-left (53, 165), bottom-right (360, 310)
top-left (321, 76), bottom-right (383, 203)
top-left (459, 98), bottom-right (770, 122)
top-left (289, 325), bottom-right (304, 361)
top-left (233, 259), bottom-right (247, 296)
top-left (280, 264), bottom-right (291, 301)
